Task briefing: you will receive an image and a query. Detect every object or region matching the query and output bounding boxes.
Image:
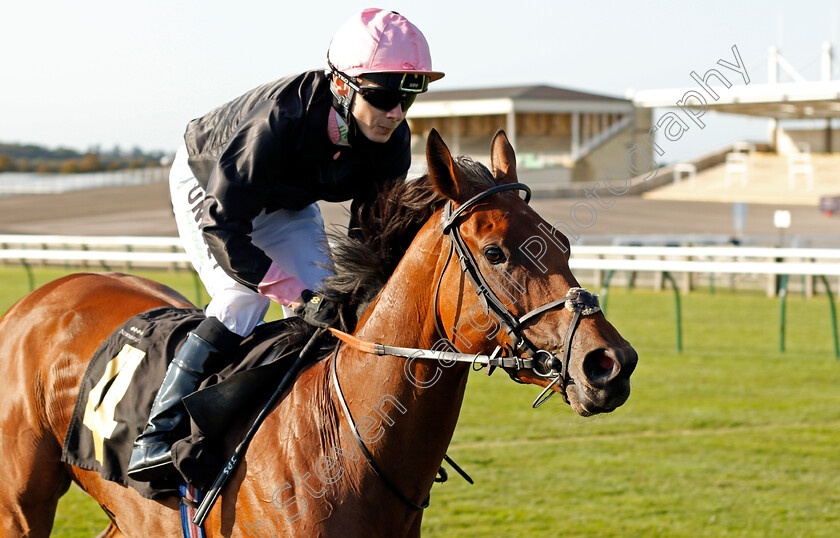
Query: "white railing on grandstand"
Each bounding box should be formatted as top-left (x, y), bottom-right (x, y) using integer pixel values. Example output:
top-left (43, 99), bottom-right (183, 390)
top-left (574, 115), bottom-right (634, 162)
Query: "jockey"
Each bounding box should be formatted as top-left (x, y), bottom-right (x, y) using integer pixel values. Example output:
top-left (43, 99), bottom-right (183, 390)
top-left (127, 8), bottom-right (443, 481)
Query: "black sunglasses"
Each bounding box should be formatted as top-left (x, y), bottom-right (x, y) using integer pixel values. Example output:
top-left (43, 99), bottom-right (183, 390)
top-left (328, 63), bottom-right (429, 112)
top-left (357, 72), bottom-right (429, 112)
top-left (356, 86), bottom-right (419, 112)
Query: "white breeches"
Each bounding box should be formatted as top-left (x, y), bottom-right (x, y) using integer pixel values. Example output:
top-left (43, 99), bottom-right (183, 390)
top-left (169, 145), bottom-right (331, 337)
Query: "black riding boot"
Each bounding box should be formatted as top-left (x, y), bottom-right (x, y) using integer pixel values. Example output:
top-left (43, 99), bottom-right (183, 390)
top-left (126, 331), bottom-right (220, 481)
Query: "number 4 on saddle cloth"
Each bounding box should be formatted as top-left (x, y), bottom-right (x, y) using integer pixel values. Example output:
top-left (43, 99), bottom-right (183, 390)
top-left (61, 306), bottom-right (311, 499)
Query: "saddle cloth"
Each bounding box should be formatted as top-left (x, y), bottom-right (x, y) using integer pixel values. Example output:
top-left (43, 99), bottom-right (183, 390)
top-left (61, 306), bottom-right (306, 499)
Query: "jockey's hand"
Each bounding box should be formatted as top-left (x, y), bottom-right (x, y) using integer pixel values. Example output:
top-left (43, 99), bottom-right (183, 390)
top-left (294, 289), bottom-right (339, 328)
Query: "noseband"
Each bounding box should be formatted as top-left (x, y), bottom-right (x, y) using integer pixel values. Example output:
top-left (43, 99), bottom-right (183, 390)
top-left (435, 182), bottom-right (601, 407)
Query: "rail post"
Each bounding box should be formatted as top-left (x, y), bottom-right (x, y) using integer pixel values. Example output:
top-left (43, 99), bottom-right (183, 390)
top-left (600, 270), bottom-right (615, 315)
top-left (662, 271), bottom-right (683, 353)
top-left (819, 275), bottom-right (840, 359)
top-left (778, 274), bottom-right (789, 352)
top-left (21, 259), bottom-right (35, 292)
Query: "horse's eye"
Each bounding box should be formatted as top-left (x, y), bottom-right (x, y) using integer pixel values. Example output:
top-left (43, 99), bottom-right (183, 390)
top-left (483, 246), bottom-right (507, 264)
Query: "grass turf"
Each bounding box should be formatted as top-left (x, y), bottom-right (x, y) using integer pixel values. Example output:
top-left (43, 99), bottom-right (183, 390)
top-left (1, 267), bottom-right (837, 536)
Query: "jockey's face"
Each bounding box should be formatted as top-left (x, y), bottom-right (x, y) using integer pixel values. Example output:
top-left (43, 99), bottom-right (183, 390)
top-left (334, 77), bottom-right (406, 143)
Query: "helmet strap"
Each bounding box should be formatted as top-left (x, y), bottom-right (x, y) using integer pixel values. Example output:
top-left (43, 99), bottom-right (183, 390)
top-left (329, 75), bottom-right (352, 117)
top-left (329, 85), bottom-right (361, 147)
top-left (328, 69), bottom-right (359, 144)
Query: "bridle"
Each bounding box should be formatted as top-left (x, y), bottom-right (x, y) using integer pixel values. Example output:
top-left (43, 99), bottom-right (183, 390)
top-left (328, 180), bottom-right (602, 512)
top-left (434, 182), bottom-right (601, 407)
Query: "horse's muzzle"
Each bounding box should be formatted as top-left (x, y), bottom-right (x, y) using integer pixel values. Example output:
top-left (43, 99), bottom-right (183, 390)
top-left (567, 344), bottom-right (637, 415)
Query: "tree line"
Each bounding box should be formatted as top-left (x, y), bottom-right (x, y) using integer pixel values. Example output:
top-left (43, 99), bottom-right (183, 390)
top-left (0, 143), bottom-right (169, 174)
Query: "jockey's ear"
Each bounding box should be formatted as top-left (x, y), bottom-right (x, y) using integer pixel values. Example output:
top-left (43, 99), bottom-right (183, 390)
top-left (490, 129), bottom-right (518, 185)
top-left (426, 128), bottom-right (474, 203)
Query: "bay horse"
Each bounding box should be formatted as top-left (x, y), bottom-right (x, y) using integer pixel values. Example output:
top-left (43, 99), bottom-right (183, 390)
top-left (0, 129), bottom-right (636, 537)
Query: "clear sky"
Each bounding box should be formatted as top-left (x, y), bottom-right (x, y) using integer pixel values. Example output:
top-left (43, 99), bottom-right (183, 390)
top-left (2, 0), bottom-right (838, 162)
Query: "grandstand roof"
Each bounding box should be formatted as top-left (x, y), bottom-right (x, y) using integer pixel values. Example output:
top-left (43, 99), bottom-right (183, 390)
top-left (418, 84), bottom-right (627, 102)
top-left (410, 84), bottom-right (634, 118)
top-left (631, 80), bottom-right (840, 119)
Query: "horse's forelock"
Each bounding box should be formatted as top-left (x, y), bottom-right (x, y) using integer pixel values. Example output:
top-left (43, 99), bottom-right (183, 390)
top-left (453, 156), bottom-right (496, 188)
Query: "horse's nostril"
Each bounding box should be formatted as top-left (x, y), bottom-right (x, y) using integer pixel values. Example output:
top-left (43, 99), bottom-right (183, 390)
top-left (597, 354), bottom-right (614, 371)
top-left (583, 348), bottom-right (617, 383)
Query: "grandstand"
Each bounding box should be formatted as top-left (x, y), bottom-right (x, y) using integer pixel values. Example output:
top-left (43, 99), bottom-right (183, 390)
top-left (411, 44), bottom-right (840, 209)
top-left (643, 150), bottom-right (840, 205)
top-left (634, 43), bottom-right (840, 207)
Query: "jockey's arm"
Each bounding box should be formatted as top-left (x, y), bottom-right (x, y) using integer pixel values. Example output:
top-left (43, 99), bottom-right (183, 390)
top-left (200, 101), bottom-right (307, 307)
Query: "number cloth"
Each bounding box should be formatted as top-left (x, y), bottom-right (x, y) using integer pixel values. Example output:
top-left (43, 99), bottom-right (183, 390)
top-left (61, 307), bottom-right (311, 498)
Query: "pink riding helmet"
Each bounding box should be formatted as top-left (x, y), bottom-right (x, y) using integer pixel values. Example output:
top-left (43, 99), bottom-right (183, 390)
top-left (327, 8), bottom-right (445, 81)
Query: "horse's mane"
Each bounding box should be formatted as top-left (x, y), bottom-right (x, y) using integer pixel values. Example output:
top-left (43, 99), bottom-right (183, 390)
top-left (281, 156), bottom-right (496, 353)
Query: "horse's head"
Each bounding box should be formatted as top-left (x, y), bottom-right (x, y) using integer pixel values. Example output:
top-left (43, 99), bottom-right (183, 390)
top-left (426, 128), bottom-right (637, 416)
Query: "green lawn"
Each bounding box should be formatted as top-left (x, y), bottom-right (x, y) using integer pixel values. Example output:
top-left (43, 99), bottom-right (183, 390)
top-left (2, 267), bottom-right (838, 536)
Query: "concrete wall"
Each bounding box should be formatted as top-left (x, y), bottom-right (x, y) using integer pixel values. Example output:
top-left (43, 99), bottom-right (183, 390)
top-left (572, 108), bottom-right (653, 182)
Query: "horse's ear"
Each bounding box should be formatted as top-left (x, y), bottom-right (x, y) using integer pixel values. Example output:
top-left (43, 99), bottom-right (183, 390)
top-left (490, 129), bottom-right (518, 184)
top-left (426, 128), bottom-right (473, 202)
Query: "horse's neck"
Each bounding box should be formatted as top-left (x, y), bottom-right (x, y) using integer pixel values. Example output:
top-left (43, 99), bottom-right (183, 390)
top-left (336, 226), bottom-right (470, 502)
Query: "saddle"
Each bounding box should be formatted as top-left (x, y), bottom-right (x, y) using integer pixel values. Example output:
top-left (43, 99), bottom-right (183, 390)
top-left (61, 306), bottom-right (311, 499)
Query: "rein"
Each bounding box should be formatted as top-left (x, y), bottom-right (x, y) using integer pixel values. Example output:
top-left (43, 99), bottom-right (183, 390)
top-left (329, 343), bottom-right (430, 510)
